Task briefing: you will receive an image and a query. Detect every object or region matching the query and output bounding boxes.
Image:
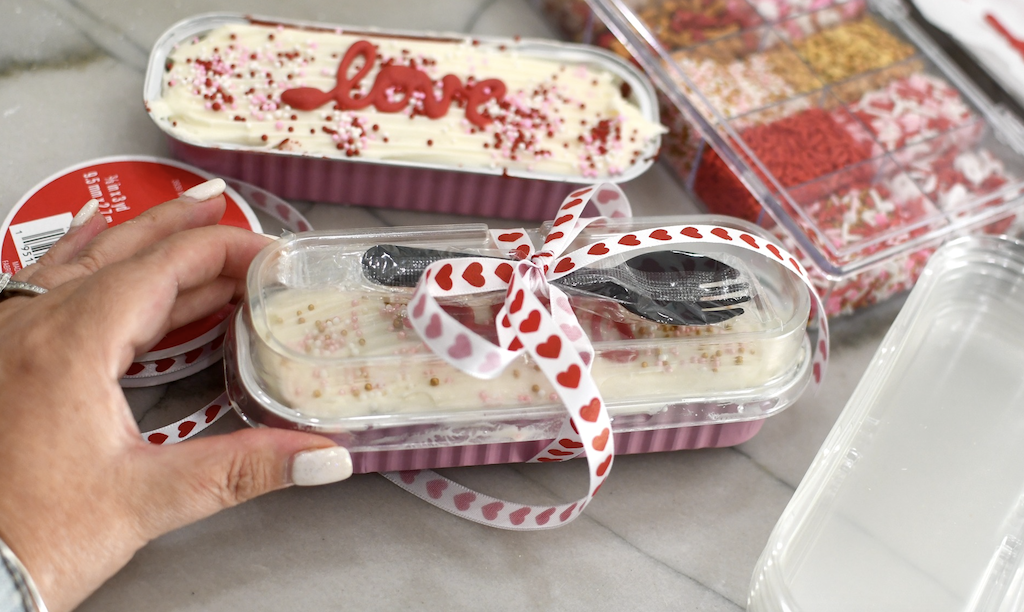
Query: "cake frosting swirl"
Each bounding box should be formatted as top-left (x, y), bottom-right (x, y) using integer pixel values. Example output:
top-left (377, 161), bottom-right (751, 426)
top-left (150, 21), bottom-right (665, 179)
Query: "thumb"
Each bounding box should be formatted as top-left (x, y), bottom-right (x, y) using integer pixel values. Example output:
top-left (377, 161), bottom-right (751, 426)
top-left (130, 428), bottom-right (351, 538)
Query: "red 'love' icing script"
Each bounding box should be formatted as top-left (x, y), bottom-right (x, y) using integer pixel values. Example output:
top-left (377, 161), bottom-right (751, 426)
top-left (280, 40), bottom-right (507, 128)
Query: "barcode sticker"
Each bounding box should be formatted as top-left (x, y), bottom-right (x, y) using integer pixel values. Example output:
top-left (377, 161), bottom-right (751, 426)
top-left (9, 212), bottom-right (72, 268)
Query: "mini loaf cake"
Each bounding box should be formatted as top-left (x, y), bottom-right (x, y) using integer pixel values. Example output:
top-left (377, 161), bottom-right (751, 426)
top-left (251, 283), bottom-right (804, 419)
top-left (150, 22), bottom-right (665, 179)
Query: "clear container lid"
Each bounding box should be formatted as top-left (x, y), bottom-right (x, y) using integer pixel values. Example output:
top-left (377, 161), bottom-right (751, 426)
top-left (586, 0), bottom-right (1024, 280)
top-left (239, 215), bottom-right (812, 434)
top-left (749, 234), bottom-right (1024, 611)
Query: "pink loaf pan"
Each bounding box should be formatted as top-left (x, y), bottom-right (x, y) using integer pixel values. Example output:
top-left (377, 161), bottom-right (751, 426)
top-left (144, 13), bottom-right (664, 220)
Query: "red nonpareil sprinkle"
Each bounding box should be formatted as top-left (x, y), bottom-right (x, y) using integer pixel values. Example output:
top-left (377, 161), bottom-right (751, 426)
top-left (694, 108), bottom-right (874, 222)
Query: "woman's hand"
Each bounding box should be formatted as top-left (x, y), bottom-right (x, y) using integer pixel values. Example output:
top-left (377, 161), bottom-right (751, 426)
top-left (0, 180), bottom-right (350, 612)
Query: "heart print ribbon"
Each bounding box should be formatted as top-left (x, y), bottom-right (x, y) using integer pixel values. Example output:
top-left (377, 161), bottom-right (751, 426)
top-left (382, 183), bottom-right (829, 530)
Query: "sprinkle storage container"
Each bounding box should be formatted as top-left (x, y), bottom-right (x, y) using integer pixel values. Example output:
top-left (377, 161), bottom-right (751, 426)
top-left (748, 235), bottom-right (1024, 611)
top-left (224, 214), bottom-right (815, 473)
top-left (143, 13), bottom-right (664, 221)
top-left (535, 0), bottom-right (1024, 315)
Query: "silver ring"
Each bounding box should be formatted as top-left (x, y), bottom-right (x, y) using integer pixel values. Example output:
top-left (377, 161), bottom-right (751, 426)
top-left (0, 272), bottom-right (48, 301)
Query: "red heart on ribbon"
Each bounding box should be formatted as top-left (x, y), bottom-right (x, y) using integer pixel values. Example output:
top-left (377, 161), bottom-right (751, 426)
top-left (425, 314), bottom-right (443, 339)
top-left (501, 315), bottom-right (511, 328)
top-left (767, 244), bottom-right (783, 260)
top-left (155, 358), bottom-right (176, 373)
top-left (596, 188), bottom-right (619, 203)
top-left (588, 243), bottom-right (609, 255)
top-left (454, 492), bottom-right (476, 511)
top-left (711, 227), bottom-right (732, 241)
top-left (618, 234), bottom-right (641, 246)
top-left (205, 405), bottom-right (221, 423)
top-left (536, 335), bottom-right (562, 359)
top-left (462, 262), bottom-right (485, 287)
top-left (185, 347), bottom-right (203, 364)
top-left (649, 229), bottom-right (671, 241)
top-left (399, 470), bottom-right (420, 484)
top-left (544, 231), bottom-right (564, 244)
top-left (570, 187), bottom-right (592, 198)
top-left (535, 508), bottom-right (556, 525)
top-left (508, 337), bottom-right (523, 351)
top-left (559, 438), bottom-right (584, 449)
top-left (554, 214), bottom-right (573, 226)
top-left (495, 262), bottom-right (513, 283)
top-left (559, 502), bottom-right (578, 522)
top-left (509, 507), bottom-right (531, 525)
top-left (556, 364), bottom-right (582, 389)
top-left (553, 258), bottom-right (575, 273)
top-left (482, 502), bottom-right (504, 520)
top-left (536, 457), bottom-right (562, 463)
top-left (592, 428), bottom-right (610, 452)
top-left (519, 310), bottom-right (542, 334)
top-left (177, 421), bottom-right (196, 438)
top-left (514, 244), bottom-right (531, 260)
top-left (562, 198), bottom-right (585, 209)
top-left (147, 433), bottom-right (168, 445)
top-left (579, 398), bottom-right (601, 422)
top-left (681, 227), bottom-right (703, 239)
top-left (740, 234), bottom-right (758, 249)
top-left (126, 362), bottom-right (146, 376)
top-left (436, 263), bottom-right (454, 290)
top-left (549, 449), bottom-right (574, 456)
top-left (498, 232), bottom-right (523, 242)
top-left (426, 479), bottom-right (448, 499)
top-left (596, 455), bottom-right (613, 477)
top-left (813, 362), bottom-right (821, 384)
top-left (509, 290), bottom-right (525, 314)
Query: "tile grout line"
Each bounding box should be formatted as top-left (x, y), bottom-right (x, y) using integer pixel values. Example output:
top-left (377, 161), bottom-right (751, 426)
top-left (40, 0), bottom-right (150, 72)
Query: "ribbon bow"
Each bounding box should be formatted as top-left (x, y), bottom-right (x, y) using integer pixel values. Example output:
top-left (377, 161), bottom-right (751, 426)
top-left (387, 184), bottom-right (829, 530)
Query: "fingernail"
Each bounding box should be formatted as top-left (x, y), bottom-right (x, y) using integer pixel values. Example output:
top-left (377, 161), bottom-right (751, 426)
top-left (261, 233), bottom-right (279, 241)
top-left (289, 447), bottom-right (352, 486)
top-left (70, 199), bottom-right (100, 228)
top-left (181, 178), bottom-right (226, 203)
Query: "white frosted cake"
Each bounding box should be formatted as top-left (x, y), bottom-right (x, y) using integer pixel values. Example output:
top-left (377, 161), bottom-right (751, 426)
top-left (150, 22), bottom-right (665, 178)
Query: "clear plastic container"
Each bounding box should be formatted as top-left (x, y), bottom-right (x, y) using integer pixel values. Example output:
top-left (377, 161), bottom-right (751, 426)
top-left (748, 234), bottom-right (1024, 611)
top-left (535, 0), bottom-right (1024, 316)
top-left (224, 215), bottom-right (814, 473)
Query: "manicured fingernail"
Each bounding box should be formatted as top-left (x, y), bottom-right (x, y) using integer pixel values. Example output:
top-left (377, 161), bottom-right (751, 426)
top-left (289, 447), bottom-right (352, 486)
top-left (261, 233), bottom-right (279, 241)
top-left (70, 199), bottom-right (100, 228)
top-left (181, 178), bottom-right (226, 202)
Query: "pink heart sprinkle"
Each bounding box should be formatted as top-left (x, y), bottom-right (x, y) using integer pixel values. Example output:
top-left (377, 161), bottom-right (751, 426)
top-left (447, 334), bottom-right (473, 360)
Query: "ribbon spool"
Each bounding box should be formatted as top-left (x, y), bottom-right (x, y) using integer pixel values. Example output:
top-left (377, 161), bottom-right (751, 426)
top-left (141, 183), bottom-right (829, 530)
top-left (138, 177), bottom-right (312, 444)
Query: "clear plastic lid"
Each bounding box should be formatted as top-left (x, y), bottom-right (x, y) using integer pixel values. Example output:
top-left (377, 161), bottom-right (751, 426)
top-left (238, 215), bottom-right (811, 435)
top-left (749, 235), bottom-right (1024, 611)
top-left (586, 0), bottom-right (1024, 279)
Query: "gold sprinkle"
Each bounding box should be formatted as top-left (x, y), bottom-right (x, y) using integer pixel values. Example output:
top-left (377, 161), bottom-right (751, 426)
top-left (308, 304), bottom-right (315, 311)
top-left (296, 310), bottom-right (303, 316)
top-left (430, 377), bottom-right (440, 386)
top-left (641, 361), bottom-right (649, 368)
top-left (392, 318), bottom-right (403, 330)
top-left (715, 350), bottom-right (722, 357)
top-left (531, 384), bottom-right (541, 393)
top-left (358, 338), bottom-right (366, 346)
top-left (341, 329), bottom-right (348, 336)
top-left (272, 315), bottom-right (284, 324)
top-left (512, 369), bottom-right (520, 379)
top-left (364, 383), bottom-right (373, 391)
top-left (735, 356), bottom-right (744, 365)
top-left (312, 389), bottom-right (322, 398)
top-left (298, 317), bottom-right (306, 324)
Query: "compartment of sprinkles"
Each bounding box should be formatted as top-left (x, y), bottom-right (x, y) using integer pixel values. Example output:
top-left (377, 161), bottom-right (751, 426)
top-left (144, 13), bottom-right (665, 220)
top-left (536, 0), bottom-right (1024, 316)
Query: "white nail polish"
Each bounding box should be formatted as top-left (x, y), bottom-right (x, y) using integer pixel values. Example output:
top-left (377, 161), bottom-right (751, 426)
top-left (180, 178), bottom-right (226, 202)
top-left (290, 447), bottom-right (352, 486)
top-left (69, 199), bottom-right (100, 228)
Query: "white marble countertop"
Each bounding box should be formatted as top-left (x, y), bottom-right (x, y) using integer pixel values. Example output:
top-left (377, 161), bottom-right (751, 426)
top-left (2, 1), bottom-right (906, 610)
